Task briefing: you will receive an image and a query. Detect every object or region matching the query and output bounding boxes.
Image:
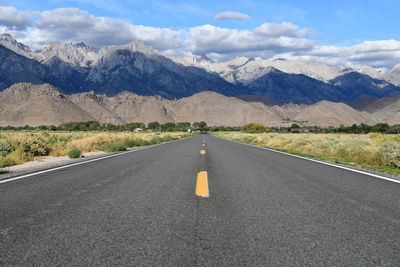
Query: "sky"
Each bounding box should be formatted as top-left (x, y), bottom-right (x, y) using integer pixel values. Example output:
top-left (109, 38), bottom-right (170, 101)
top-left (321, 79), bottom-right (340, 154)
top-left (0, 0), bottom-right (400, 68)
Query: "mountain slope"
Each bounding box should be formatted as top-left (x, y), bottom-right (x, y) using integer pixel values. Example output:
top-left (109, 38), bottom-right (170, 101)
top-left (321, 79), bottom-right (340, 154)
top-left (384, 63), bottom-right (400, 86)
top-left (293, 100), bottom-right (377, 126)
top-left (85, 46), bottom-right (240, 98)
top-left (0, 45), bottom-right (47, 89)
top-left (235, 95), bottom-right (278, 106)
top-left (362, 96), bottom-right (400, 125)
top-left (244, 68), bottom-right (343, 104)
top-left (0, 83), bottom-right (93, 126)
top-left (330, 72), bottom-right (400, 100)
top-left (0, 83), bottom-right (388, 127)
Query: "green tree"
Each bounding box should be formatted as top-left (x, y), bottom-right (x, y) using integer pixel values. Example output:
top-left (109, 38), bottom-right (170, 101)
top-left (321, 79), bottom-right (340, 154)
top-left (193, 121), bottom-right (208, 131)
top-left (176, 122), bottom-right (191, 131)
top-left (147, 121), bottom-right (160, 130)
top-left (161, 122), bottom-right (176, 132)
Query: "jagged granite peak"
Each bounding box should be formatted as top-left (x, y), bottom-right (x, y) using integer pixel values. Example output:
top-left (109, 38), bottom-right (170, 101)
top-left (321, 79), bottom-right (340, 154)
top-left (240, 58), bottom-right (351, 83)
top-left (226, 56), bottom-right (249, 66)
top-left (186, 54), bottom-right (214, 64)
top-left (96, 40), bottom-right (159, 63)
top-left (1, 33), bottom-right (400, 105)
top-left (357, 65), bottom-right (387, 80)
top-left (0, 33), bottom-right (32, 58)
top-left (169, 55), bottom-right (249, 77)
top-left (35, 42), bottom-right (98, 68)
top-left (170, 54), bottom-right (213, 65)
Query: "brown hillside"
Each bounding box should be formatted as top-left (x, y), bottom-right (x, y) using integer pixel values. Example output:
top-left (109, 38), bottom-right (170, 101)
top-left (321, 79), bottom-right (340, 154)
top-left (0, 83), bottom-right (390, 127)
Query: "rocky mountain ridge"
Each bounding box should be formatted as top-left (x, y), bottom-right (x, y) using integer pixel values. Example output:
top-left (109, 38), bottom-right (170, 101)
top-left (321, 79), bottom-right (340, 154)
top-left (0, 83), bottom-right (383, 127)
top-left (1, 33), bottom-right (400, 104)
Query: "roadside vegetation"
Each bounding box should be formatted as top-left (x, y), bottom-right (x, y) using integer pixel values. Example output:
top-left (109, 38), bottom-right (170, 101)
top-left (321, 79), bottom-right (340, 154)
top-left (2, 119), bottom-right (400, 175)
top-left (0, 121), bottom-right (208, 132)
top-left (214, 131), bottom-right (400, 176)
top-left (0, 131), bottom-right (191, 169)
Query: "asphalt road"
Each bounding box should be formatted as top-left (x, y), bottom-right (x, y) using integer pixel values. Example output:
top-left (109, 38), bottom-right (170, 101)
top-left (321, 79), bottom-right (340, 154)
top-left (1, 134), bottom-right (399, 266)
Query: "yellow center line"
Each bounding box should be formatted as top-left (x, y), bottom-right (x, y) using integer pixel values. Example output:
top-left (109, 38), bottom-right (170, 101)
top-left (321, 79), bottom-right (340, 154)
top-left (200, 149), bottom-right (206, 154)
top-left (196, 171), bottom-right (209, 197)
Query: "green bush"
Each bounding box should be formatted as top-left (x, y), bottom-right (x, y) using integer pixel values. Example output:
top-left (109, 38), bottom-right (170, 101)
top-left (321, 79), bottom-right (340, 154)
top-left (104, 141), bottom-right (127, 152)
top-left (123, 138), bottom-right (150, 147)
top-left (0, 140), bottom-right (13, 157)
top-left (160, 135), bottom-right (175, 142)
top-left (0, 157), bottom-right (12, 168)
top-left (379, 141), bottom-right (400, 167)
top-left (241, 123), bottom-right (270, 133)
top-left (67, 148), bottom-right (81, 158)
top-left (150, 136), bottom-right (162, 144)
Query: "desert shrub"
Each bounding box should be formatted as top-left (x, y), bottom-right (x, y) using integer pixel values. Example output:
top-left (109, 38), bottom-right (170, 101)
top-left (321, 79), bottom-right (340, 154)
top-left (123, 138), bottom-right (150, 147)
top-left (67, 148), bottom-right (81, 158)
top-left (241, 136), bottom-right (257, 143)
top-left (370, 152), bottom-right (388, 166)
top-left (0, 140), bottom-right (13, 157)
top-left (150, 136), bottom-right (162, 144)
top-left (19, 137), bottom-right (49, 156)
top-left (160, 135), bottom-right (175, 142)
top-left (123, 138), bottom-right (136, 147)
top-left (379, 141), bottom-right (400, 168)
top-left (0, 157), bottom-right (12, 168)
top-left (241, 123), bottom-right (270, 133)
top-left (103, 141), bottom-right (126, 152)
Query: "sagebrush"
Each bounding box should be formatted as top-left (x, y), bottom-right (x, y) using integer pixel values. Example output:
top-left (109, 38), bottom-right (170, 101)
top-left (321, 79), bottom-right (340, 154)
top-left (0, 131), bottom-right (190, 168)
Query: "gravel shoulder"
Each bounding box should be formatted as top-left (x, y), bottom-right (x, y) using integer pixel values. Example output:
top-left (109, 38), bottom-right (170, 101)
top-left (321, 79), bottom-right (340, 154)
top-left (0, 151), bottom-right (111, 180)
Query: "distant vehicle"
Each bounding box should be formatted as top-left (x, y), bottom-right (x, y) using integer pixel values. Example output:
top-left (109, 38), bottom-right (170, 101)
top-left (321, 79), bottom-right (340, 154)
top-left (134, 128), bottom-right (143, 132)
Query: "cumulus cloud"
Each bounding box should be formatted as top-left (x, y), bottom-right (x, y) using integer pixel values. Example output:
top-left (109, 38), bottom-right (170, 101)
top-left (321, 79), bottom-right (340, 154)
top-left (1, 6), bottom-right (400, 68)
top-left (214, 11), bottom-right (250, 21)
top-left (307, 40), bottom-right (400, 68)
top-left (184, 23), bottom-right (316, 57)
top-left (26, 8), bottom-right (182, 50)
top-left (0, 6), bottom-right (34, 29)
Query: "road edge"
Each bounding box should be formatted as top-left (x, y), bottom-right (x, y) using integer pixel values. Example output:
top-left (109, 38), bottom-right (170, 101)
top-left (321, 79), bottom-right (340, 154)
top-left (213, 135), bottom-right (400, 184)
top-left (0, 135), bottom-right (196, 185)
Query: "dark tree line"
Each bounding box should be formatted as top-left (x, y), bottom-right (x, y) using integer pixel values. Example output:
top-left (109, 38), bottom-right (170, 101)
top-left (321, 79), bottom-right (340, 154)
top-left (271, 123), bottom-right (400, 134)
top-left (0, 121), bottom-right (209, 132)
top-left (1, 121), bottom-right (399, 134)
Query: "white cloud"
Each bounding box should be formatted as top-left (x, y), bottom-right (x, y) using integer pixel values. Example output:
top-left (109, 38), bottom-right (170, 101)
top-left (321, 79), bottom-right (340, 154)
top-left (214, 11), bottom-right (250, 21)
top-left (308, 40), bottom-right (400, 68)
top-left (1, 6), bottom-right (400, 69)
top-left (183, 23), bottom-right (316, 56)
top-left (26, 8), bottom-right (182, 51)
top-left (0, 6), bottom-right (34, 29)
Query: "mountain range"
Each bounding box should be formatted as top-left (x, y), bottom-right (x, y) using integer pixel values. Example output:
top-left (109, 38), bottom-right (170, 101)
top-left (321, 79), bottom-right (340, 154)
top-left (1, 33), bottom-right (400, 105)
top-left (1, 83), bottom-right (390, 127)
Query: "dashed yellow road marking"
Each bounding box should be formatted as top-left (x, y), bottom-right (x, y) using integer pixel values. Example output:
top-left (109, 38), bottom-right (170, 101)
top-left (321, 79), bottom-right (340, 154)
top-left (202, 144), bottom-right (206, 147)
top-left (200, 149), bottom-right (206, 154)
top-left (196, 171), bottom-right (209, 197)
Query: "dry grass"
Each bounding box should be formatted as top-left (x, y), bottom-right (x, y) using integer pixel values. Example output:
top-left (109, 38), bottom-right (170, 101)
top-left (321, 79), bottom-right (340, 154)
top-left (214, 132), bottom-right (400, 175)
top-left (0, 131), bottom-right (191, 168)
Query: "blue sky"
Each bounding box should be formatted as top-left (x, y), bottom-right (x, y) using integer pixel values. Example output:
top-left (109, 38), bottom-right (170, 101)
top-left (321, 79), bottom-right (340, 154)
top-left (1, 0), bottom-right (400, 68)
